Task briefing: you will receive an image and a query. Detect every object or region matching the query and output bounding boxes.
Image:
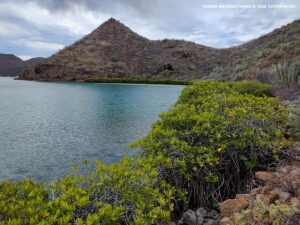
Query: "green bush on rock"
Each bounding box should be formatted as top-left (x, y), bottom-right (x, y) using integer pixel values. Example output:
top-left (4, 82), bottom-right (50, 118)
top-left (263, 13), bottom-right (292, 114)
top-left (232, 196), bottom-right (300, 225)
top-left (131, 80), bottom-right (288, 209)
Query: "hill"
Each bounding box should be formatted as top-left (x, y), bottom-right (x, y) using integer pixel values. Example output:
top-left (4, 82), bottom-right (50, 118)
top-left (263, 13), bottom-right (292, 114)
top-left (0, 54), bottom-right (45, 77)
top-left (18, 18), bottom-right (300, 82)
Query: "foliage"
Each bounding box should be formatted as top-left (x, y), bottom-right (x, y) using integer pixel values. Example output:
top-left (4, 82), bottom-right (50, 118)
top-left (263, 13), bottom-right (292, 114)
top-left (232, 196), bottom-right (300, 225)
top-left (228, 80), bottom-right (272, 96)
top-left (275, 59), bottom-right (300, 90)
top-left (111, 56), bottom-right (119, 62)
top-left (131, 80), bottom-right (288, 208)
top-left (0, 157), bottom-right (176, 224)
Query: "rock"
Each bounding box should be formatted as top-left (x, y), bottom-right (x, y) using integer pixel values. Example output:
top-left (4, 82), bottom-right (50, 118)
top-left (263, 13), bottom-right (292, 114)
top-left (178, 209), bottom-right (197, 225)
top-left (267, 192), bottom-right (279, 205)
top-left (203, 219), bottom-right (218, 225)
top-left (220, 217), bottom-right (230, 225)
top-left (255, 171), bottom-right (275, 182)
top-left (178, 208), bottom-right (208, 225)
top-left (250, 187), bottom-right (262, 196)
top-left (163, 63), bottom-right (174, 71)
top-left (219, 198), bottom-right (249, 217)
top-left (273, 188), bottom-right (291, 201)
top-left (196, 207), bottom-right (207, 220)
top-left (206, 210), bottom-right (219, 219)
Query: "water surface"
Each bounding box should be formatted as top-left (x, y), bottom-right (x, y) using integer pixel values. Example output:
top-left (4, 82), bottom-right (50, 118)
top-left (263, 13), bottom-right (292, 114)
top-left (0, 77), bottom-right (183, 182)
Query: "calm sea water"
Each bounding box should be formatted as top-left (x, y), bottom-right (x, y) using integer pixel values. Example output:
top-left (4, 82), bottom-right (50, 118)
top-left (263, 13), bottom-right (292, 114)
top-left (0, 77), bottom-right (183, 182)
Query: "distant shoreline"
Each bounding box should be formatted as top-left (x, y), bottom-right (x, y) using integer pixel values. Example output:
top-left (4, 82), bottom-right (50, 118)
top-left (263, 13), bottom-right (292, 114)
top-left (85, 77), bottom-right (192, 85)
top-left (13, 76), bottom-right (191, 86)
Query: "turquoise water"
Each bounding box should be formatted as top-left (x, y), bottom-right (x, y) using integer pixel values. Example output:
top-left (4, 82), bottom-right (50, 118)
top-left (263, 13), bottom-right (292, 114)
top-left (0, 77), bottom-right (183, 182)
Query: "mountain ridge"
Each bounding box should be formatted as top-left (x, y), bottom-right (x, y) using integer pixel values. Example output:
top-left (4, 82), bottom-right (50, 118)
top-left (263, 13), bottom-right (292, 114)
top-left (0, 54), bottom-right (45, 77)
top-left (18, 18), bottom-right (300, 81)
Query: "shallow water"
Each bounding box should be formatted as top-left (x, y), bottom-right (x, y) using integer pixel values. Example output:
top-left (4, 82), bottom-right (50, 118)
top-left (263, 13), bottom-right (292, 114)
top-left (0, 77), bottom-right (183, 182)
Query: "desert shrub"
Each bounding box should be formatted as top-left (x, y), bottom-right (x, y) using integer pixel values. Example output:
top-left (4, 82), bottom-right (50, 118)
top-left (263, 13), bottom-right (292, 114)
top-left (0, 157), bottom-right (176, 224)
top-left (235, 63), bottom-right (247, 73)
top-left (229, 80), bottom-right (272, 96)
top-left (275, 59), bottom-right (300, 89)
top-left (232, 196), bottom-right (300, 225)
top-left (267, 41), bottom-right (277, 49)
top-left (286, 29), bottom-right (298, 37)
top-left (131, 81), bottom-right (288, 208)
top-left (111, 56), bottom-right (119, 62)
top-left (270, 50), bottom-right (283, 61)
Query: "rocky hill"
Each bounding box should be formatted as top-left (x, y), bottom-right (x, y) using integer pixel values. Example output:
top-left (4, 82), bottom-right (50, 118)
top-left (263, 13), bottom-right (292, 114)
top-left (0, 54), bottom-right (44, 77)
top-left (18, 18), bottom-right (300, 81)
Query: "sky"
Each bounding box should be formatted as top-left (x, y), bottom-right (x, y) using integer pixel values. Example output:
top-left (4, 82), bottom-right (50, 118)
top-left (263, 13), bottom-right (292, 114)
top-left (0, 0), bottom-right (299, 60)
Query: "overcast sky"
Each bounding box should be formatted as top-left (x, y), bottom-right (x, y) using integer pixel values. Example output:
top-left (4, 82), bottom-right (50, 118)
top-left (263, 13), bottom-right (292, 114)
top-left (0, 0), bottom-right (299, 60)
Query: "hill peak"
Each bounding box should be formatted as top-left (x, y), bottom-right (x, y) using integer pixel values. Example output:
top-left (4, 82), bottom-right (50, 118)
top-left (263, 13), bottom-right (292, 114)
top-left (88, 17), bottom-right (148, 43)
top-left (95, 18), bottom-right (131, 32)
top-left (104, 17), bottom-right (121, 25)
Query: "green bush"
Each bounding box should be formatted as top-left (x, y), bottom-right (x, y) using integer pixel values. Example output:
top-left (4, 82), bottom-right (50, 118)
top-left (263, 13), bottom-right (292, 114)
top-left (0, 157), bottom-right (176, 225)
top-left (131, 80), bottom-right (287, 208)
top-left (232, 196), bottom-right (300, 225)
top-left (229, 80), bottom-right (272, 97)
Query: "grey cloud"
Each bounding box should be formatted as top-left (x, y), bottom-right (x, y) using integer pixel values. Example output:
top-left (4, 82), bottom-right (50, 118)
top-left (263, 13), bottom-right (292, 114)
top-left (0, 0), bottom-right (299, 58)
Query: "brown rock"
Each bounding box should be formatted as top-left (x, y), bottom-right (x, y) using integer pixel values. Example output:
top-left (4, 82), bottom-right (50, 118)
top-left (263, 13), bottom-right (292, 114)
top-left (220, 198), bottom-right (249, 217)
top-left (255, 171), bottom-right (275, 182)
top-left (220, 217), bottom-right (230, 225)
top-left (250, 187), bottom-right (262, 196)
top-left (261, 183), bottom-right (273, 194)
top-left (267, 192), bottom-right (279, 205)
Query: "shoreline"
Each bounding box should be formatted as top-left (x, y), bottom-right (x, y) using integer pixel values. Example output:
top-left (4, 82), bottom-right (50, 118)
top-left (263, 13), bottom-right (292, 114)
top-left (85, 77), bottom-right (192, 85)
top-left (15, 77), bottom-right (193, 85)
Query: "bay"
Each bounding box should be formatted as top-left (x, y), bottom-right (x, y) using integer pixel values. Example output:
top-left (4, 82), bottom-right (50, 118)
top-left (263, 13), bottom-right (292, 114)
top-left (0, 77), bottom-right (183, 182)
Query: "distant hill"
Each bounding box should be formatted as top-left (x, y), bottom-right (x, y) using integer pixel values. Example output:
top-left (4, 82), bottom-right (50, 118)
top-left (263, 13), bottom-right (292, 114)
top-left (0, 54), bottom-right (45, 77)
top-left (19, 18), bottom-right (300, 81)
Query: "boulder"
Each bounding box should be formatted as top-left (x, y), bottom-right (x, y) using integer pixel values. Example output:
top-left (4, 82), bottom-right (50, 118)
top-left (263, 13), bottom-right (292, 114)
top-left (178, 209), bottom-right (198, 225)
top-left (178, 207), bottom-right (219, 225)
top-left (255, 171), bottom-right (275, 182)
top-left (219, 198), bottom-right (249, 217)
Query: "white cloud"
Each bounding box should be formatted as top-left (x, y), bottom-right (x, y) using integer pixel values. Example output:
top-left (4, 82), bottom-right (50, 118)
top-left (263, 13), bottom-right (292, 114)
top-left (11, 39), bottom-right (64, 51)
top-left (0, 21), bottom-right (30, 37)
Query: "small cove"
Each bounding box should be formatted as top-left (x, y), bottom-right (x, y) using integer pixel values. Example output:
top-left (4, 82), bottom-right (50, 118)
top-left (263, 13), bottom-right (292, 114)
top-left (0, 77), bottom-right (183, 182)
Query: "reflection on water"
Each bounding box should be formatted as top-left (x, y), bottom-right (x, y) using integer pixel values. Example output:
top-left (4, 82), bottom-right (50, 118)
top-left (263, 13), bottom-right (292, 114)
top-left (0, 77), bottom-right (183, 182)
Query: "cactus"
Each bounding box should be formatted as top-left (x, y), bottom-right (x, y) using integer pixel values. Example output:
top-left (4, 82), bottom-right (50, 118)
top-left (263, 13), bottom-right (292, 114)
top-left (275, 59), bottom-right (300, 90)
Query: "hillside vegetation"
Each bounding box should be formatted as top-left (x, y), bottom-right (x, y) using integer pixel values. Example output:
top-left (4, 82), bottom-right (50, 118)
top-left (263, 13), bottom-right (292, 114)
top-left (18, 19), bottom-right (300, 86)
top-left (0, 81), bottom-right (290, 224)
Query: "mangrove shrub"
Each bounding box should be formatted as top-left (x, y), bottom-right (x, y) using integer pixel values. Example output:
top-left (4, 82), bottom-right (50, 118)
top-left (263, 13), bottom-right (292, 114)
top-left (131, 80), bottom-right (288, 209)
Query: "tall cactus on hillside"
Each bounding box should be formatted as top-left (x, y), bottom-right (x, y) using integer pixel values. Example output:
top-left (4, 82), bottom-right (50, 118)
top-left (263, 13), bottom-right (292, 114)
top-left (275, 59), bottom-right (300, 90)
